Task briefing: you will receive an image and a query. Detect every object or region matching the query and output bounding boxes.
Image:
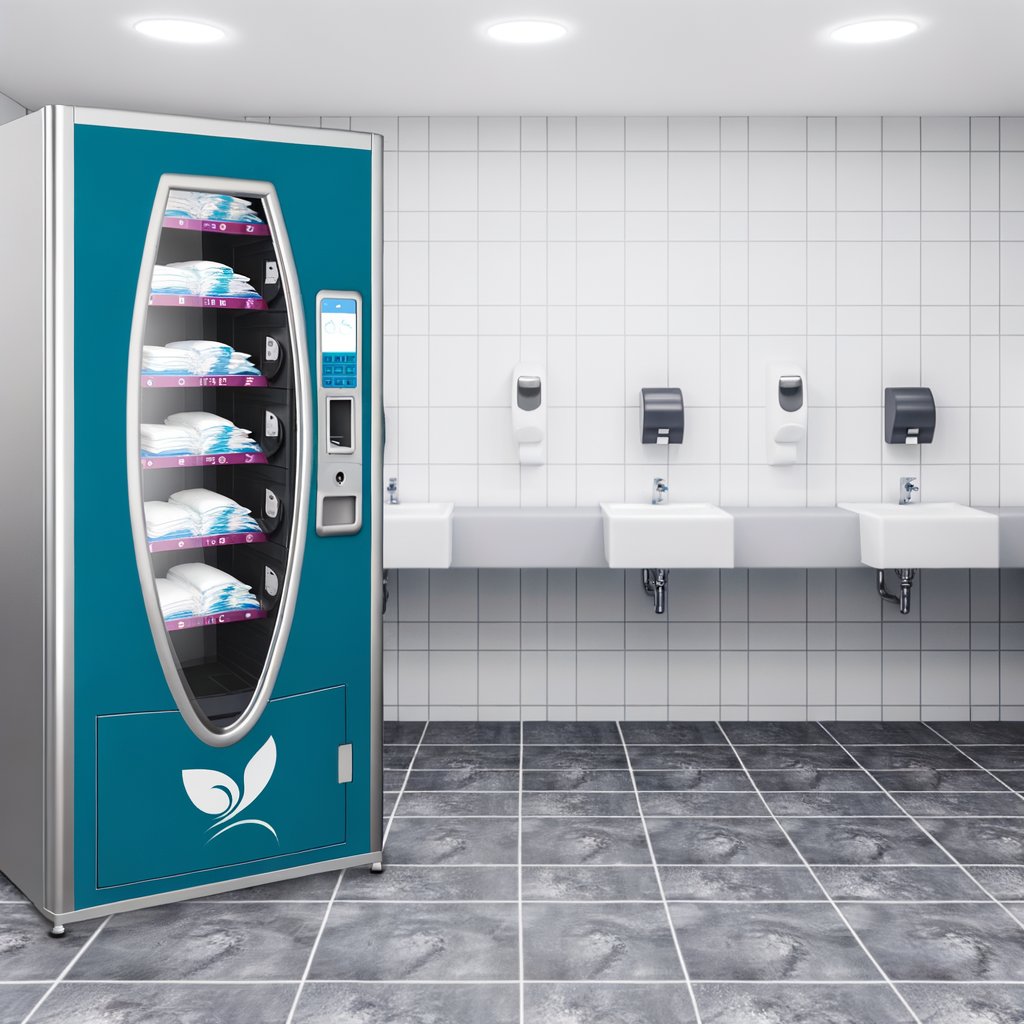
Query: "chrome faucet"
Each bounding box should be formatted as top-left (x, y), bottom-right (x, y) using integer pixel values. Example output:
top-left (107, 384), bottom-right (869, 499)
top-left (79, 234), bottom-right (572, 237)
top-left (652, 477), bottom-right (669, 505)
top-left (899, 476), bottom-right (919, 506)
top-left (387, 477), bottom-right (399, 505)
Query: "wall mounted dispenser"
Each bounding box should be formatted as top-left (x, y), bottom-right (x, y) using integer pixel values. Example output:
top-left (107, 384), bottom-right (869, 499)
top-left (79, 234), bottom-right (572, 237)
top-left (765, 364), bottom-right (806, 465)
top-left (512, 364), bottom-right (545, 465)
top-left (884, 387), bottom-right (935, 445)
top-left (640, 388), bottom-right (684, 444)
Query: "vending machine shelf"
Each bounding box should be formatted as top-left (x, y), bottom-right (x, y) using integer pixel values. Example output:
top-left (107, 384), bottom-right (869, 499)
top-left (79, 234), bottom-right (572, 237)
top-left (141, 452), bottom-right (269, 469)
top-left (165, 608), bottom-right (267, 632)
top-left (148, 294), bottom-right (268, 311)
top-left (147, 531), bottom-right (269, 554)
top-left (142, 374), bottom-right (267, 389)
top-left (162, 215), bottom-right (270, 237)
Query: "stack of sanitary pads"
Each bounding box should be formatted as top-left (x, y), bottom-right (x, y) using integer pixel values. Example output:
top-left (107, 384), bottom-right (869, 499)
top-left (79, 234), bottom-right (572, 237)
top-left (151, 260), bottom-right (261, 299)
top-left (165, 190), bottom-right (263, 224)
top-left (139, 422), bottom-right (199, 458)
top-left (166, 562), bottom-right (261, 616)
top-left (142, 340), bottom-right (259, 377)
top-left (155, 578), bottom-right (197, 621)
top-left (139, 413), bottom-right (261, 458)
top-left (144, 500), bottom-right (200, 541)
top-left (170, 488), bottom-right (261, 537)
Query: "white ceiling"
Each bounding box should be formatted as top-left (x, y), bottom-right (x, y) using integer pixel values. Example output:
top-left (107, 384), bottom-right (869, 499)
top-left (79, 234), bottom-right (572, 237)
top-left (2, 0), bottom-right (1023, 117)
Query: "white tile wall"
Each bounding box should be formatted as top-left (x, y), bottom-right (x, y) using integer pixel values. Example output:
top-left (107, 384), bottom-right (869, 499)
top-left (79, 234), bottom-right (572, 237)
top-left (249, 114), bottom-right (1024, 722)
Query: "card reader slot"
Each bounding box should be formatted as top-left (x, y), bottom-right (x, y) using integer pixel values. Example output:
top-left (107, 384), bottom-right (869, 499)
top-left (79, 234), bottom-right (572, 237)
top-left (328, 397), bottom-right (354, 451)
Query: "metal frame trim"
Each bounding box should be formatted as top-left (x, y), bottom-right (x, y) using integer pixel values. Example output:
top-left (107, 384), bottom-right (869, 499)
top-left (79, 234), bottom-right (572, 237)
top-left (72, 107), bottom-right (372, 150)
top-left (125, 174), bottom-right (312, 748)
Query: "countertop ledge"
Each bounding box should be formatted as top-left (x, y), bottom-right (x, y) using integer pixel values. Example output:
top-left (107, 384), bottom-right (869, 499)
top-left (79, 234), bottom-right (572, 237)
top-left (389, 505), bottom-right (1024, 570)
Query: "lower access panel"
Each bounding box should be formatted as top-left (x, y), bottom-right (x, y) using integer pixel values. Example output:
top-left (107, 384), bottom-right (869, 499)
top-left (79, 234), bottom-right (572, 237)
top-left (96, 685), bottom-right (348, 890)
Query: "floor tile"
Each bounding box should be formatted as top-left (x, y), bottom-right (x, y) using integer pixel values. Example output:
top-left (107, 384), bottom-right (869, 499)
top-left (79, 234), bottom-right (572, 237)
top-left (764, 791), bottom-right (899, 816)
top-left (522, 769), bottom-right (632, 791)
top-left (875, 769), bottom-right (1007, 792)
top-left (336, 865), bottom-right (518, 901)
top-left (383, 792), bottom-right (397, 816)
top-left (294, 982), bottom-right (519, 1024)
top-left (854, 746), bottom-right (977, 770)
top-left (671, 903), bottom-right (880, 980)
top-left (898, 982), bottom-right (1024, 1024)
top-left (916, 818), bottom-right (1024, 864)
top-left (405, 769), bottom-right (518, 791)
top-left (521, 816), bottom-right (651, 865)
top-left (928, 722), bottom-right (1024, 746)
top-left (780, 818), bottom-right (951, 865)
top-left (68, 903), bottom-right (319, 981)
top-left (395, 791), bottom-right (520, 816)
top-left (721, 722), bottom-right (831, 744)
top-left (522, 865), bottom-right (662, 900)
top-left (0, 905), bottom-right (100, 981)
top-left (524, 982), bottom-right (697, 1023)
top-left (993, 771), bottom-right (1024, 792)
top-left (522, 745), bottom-right (627, 770)
top-left (422, 722), bottom-right (521, 744)
top-left (647, 817), bottom-right (801, 865)
top-left (413, 744), bottom-right (520, 769)
top-left (383, 745), bottom-right (416, 770)
top-left (520, 790), bottom-right (639, 816)
top-left (192, 870), bottom-right (340, 903)
top-left (958, 746), bottom-right (1024, 770)
top-left (384, 817), bottom-right (518, 865)
top-left (620, 721), bottom-right (725, 745)
top-left (693, 982), bottom-right (914, 1023)
top-left (816, 866), bottom-right (989, 901)
top-left (310, 902), bottom-right (518, 980)
top-left (640, 791), bottom-right (767, 816)
top-left (893, 791), bottom-right (1024, 817)
top-left (383, 769), bottom-right (406, 791)
top-left (523, 722), bottom-right (621, 744)
top-left (842, 903), bottom-right (1024, 980)
top-left (660, 865), bottom-right (822, 900)
top-left (633, 770), bottom-right (752, 792)
top-left (522, 903), bottom-right (682, 980)
top-left (30, 982), bottom-right (296, 1024)
top-left (0, 984), bottom-right (44, 1024)
top-left (382, 721), bottom-right (425, 744)
top-left (0, 875), bottom-right (25, 903)
top-left (628, 746), bottom-right (741, 770)
top-left (966, 865), bottom-right (1024, 899)
top-left (737, 744), bottom-right (859, 770)
top-left (750, 769), bottom-right (877, 792)
top-left (824, 721), bottom-right (940, 745)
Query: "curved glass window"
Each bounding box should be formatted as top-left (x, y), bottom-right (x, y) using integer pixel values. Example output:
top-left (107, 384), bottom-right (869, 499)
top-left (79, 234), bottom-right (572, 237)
top-left (127, 176), bottom-right (310, 745)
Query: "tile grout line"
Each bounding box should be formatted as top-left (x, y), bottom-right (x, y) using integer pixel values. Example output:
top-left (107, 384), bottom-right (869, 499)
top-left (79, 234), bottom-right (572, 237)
top-left (20, 915), bottom-right (111, 1024)
top-left (615, 721), bottom-right (703, 1024)
top-left (383, 721), bottom-right (430, 847)
top-left (714, 721), bottom-right (924, 1024)
top-left (920, 722), bottom-right (1024, 805)
top-left (816, 722), bottom-right (1024, 932)
top-left (283, 870), bottom-right (345, 1024)
top-left (518, 719), bottom-right (525, 1024)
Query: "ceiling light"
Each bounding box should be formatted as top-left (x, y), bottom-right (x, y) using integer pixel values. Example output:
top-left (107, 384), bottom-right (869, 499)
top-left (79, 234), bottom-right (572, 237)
top-left (830, 19), bottom-right (918, 44)
top-left (134, 18), bottom-right (226, 44)
top-left (487, 20), bottom-right (567, 44)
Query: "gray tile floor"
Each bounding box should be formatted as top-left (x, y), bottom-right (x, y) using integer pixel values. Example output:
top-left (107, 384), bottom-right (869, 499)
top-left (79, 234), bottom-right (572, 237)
top-left (2, 720), bottom-right (1024, 1022)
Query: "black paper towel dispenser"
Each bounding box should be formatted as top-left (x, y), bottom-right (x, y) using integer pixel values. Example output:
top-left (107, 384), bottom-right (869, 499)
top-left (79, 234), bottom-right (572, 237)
top-left (884, 387), bottom-right (935, 445)
top-left (640, 388), bottom-right (684, 445)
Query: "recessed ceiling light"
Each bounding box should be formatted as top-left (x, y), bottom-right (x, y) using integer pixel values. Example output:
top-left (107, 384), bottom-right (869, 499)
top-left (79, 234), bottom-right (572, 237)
top-left (134, 18), bottom-right (226, 44)
top-left (487, 20), bottom-right (567, 44)
top-left (830, 19), bottom-right (918, 44)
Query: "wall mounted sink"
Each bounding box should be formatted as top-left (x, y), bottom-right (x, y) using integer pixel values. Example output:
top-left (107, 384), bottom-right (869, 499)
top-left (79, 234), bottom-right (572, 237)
top-left (383, 502), bottom-right (454, 568)
top-left (600, 502), bottom-right (734, 568)
top-left (839, 502), bottom-right (999, 569)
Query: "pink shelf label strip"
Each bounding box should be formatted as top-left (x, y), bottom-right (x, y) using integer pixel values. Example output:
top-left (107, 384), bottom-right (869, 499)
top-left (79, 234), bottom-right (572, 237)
top-left (162, 216), bottom-right (270, 237)
top-left (165, 608), bottom-right (267, 632)
top-left (142, 374), bottom-right (267, 389)
top-left (141, 452), bottom-right (269, 469)
top-left (148, 294), bottom-right (268, 311)
top-left (148, 531), bottom-right (268, 554)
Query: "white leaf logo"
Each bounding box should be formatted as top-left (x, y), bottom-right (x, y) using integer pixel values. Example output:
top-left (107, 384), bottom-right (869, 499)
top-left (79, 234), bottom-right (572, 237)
top-left (181, 736), bottom-right (279, 844)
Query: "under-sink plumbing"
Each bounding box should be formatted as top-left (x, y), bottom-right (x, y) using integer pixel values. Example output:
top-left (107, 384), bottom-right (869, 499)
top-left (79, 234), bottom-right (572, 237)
top-left (642, 568), bottom-right (669, 615)
top-left (877, 568), bottom-right (916, 615)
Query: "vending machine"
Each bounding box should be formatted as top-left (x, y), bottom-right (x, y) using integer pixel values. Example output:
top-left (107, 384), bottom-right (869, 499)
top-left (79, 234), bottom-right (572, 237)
top-left (0, 107), bottom-right (383, 931)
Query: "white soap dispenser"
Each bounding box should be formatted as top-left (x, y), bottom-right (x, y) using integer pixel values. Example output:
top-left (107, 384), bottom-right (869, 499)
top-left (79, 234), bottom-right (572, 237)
top-left (512, 363), bottom-right (546, 465)
top-left (765, 363), bottom-right (806, 465)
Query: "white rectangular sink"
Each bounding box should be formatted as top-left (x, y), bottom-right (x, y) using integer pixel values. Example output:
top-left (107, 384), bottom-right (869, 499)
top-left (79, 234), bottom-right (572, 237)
top-left (839, 502), bottom-right (999, 569)
top-left (383, 502), bottom-right (454, 568)
top-left (600, 502), bottom-right (734, 568)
